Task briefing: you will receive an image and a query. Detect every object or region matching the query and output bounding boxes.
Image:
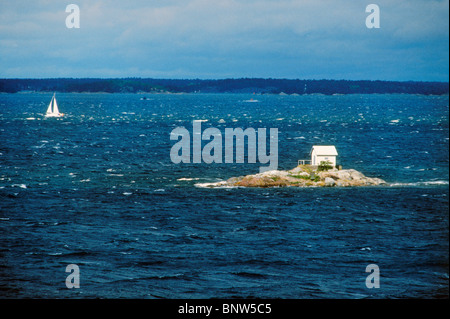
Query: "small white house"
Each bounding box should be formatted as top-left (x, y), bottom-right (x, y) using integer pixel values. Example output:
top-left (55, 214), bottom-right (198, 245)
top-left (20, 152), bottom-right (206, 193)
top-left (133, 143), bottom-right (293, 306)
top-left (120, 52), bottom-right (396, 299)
top-left (310, 145), bottom-right (338, 167)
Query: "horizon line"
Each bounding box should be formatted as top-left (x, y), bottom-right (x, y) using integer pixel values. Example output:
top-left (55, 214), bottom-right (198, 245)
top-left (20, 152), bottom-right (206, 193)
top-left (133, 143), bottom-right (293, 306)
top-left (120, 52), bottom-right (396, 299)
top-left (1, 77), bottom-right (449, 84)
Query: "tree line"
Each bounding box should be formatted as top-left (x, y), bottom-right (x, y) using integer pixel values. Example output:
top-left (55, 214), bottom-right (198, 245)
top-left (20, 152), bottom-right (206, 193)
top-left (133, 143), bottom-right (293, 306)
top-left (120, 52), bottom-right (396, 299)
top-left (0, 78), bottom-right (448, 95)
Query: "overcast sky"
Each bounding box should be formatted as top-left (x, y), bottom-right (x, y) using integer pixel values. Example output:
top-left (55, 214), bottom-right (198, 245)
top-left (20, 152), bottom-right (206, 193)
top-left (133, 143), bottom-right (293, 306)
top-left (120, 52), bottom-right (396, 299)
top-left (0, 0), bottom-right (448, 81)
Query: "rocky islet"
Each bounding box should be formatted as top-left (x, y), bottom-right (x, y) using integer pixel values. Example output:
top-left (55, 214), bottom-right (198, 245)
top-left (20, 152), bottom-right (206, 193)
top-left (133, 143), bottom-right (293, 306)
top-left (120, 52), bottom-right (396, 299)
top-left (197, 165), bottom-right (386, 188)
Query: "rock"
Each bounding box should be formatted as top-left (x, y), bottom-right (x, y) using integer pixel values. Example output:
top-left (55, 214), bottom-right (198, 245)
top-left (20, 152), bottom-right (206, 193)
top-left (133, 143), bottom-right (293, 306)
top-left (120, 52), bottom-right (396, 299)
top-left (324, 177), bottom-right (336, 186)
top-left (289, 166), bottom-right (304, 174)
top-left (299, 172), bottom-right (310, 177)
top-left (260, 170), bottom-right (289, 178)
top-left (196, 165), bottom-right (386, 188)
top-left (374, 178), bottom-right (385, 184)
top-left (227, 176), bottom-right (243, 184)
top-left (347, 169), bottom-right (365, 180)
top-left (335, 170), bottom-right (352, 180)
top-left (319, 171), bottom-right (337, 180)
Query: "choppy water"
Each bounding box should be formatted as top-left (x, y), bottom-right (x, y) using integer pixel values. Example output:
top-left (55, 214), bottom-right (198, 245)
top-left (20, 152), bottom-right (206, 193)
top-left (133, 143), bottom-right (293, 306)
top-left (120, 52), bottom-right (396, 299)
top-left (0, 93), bottom-right (448, 298)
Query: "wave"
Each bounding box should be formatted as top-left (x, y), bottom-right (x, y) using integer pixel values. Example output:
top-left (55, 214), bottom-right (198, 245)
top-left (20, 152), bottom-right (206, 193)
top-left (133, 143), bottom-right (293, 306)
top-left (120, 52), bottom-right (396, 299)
top-left (194, 180), bottom-right (449, 189)
top-left (49, 251), bottom-right (92, 257)
top-left (232, 271), bottom-right (267, 279)
top-left (194, 181), bottom-right (238, 189)
top-left (11, 184), bottom-right (27, 189)
top-left (389, 180), bottom-right (449, 187)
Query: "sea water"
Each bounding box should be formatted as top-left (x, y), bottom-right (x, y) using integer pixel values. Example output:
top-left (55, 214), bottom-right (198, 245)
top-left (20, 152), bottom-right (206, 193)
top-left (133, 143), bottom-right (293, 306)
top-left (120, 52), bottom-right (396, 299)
top-left (0, 93), bottom-right (448, 298)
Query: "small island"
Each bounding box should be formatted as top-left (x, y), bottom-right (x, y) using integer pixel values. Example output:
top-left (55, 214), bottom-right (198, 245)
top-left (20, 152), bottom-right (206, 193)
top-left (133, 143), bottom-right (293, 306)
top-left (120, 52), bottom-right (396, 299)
top-left (197, 164), bottom-right (386, 188)
top-left (197, 145), bottom-right (386, 188)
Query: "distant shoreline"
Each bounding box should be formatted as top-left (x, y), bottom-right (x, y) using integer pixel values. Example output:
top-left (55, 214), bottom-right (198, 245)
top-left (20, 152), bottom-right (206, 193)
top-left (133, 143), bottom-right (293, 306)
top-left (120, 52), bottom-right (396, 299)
top-left (2, 91), bottom-right (449, 97)
top-left (1, 78), bottom-right (448, 95)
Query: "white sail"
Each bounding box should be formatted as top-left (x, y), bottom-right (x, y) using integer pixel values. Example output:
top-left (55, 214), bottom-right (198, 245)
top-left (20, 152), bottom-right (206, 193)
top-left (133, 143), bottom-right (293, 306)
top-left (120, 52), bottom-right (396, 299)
top-left (45, 94), bottom-right (62, 117)
top-left (52, 97), bottom-right (59, 114)
top-left (46, 96), bottom-right (54, 114)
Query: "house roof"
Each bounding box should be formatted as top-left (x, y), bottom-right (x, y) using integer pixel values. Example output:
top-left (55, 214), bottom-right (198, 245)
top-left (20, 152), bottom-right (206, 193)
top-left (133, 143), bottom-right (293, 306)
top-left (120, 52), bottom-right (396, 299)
top-left (311, 145), bottom-right (338, 156)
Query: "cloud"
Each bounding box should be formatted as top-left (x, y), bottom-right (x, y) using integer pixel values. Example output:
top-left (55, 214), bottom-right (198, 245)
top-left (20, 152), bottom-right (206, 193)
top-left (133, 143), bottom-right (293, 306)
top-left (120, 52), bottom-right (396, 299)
top-left (0, 0), bottom-right (448, 80)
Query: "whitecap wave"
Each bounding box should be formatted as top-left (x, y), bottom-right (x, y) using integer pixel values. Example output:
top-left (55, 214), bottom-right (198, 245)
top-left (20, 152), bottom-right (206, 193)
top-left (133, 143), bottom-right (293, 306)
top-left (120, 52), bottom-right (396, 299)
top-left (389, 180), bottom-right (449, 187)
top-left (194, 181), bottom-right (238, 189)
top-left (12, 184), bottom-right (27, 189)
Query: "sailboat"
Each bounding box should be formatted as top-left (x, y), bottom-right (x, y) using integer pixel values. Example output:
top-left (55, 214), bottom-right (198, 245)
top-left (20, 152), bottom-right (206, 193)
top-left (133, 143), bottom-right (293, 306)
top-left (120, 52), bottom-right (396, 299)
top-left (45, 93), bottom-right (63, 117)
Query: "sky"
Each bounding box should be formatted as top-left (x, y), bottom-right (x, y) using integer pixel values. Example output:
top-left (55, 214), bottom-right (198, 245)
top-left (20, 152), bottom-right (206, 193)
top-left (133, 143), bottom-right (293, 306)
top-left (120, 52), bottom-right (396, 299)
top-left (0, 0), bottom-right (448, 81)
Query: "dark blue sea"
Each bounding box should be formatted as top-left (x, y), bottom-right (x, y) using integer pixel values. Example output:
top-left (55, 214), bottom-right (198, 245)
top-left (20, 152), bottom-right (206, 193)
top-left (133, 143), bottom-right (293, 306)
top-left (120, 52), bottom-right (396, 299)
top-left (0, 93), bottom-right (448, 299)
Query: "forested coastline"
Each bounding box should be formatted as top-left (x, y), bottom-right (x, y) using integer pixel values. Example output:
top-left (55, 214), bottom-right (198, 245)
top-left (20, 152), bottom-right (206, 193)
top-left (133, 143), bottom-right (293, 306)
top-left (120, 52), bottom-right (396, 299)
top-left (1, 78), bottom-right (448, 95)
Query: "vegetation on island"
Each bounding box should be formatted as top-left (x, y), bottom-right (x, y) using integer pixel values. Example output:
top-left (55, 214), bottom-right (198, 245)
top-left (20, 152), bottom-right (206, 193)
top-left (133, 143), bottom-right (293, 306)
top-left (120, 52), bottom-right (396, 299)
top-left (317, 160), bottom-right (334, 172)
top-left (198, 164), bottom-right (386, 188)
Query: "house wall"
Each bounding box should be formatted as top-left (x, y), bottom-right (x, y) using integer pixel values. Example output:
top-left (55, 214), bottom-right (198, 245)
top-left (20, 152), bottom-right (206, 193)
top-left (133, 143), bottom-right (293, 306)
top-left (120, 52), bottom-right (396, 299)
top-left (311, 151), bottom-right (336, 167)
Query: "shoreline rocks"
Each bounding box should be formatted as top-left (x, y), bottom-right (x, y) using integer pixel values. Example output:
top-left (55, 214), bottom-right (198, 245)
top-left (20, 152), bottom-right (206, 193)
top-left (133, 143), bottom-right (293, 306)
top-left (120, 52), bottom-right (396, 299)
top-left (197, 165), bottom-right (386, 188)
